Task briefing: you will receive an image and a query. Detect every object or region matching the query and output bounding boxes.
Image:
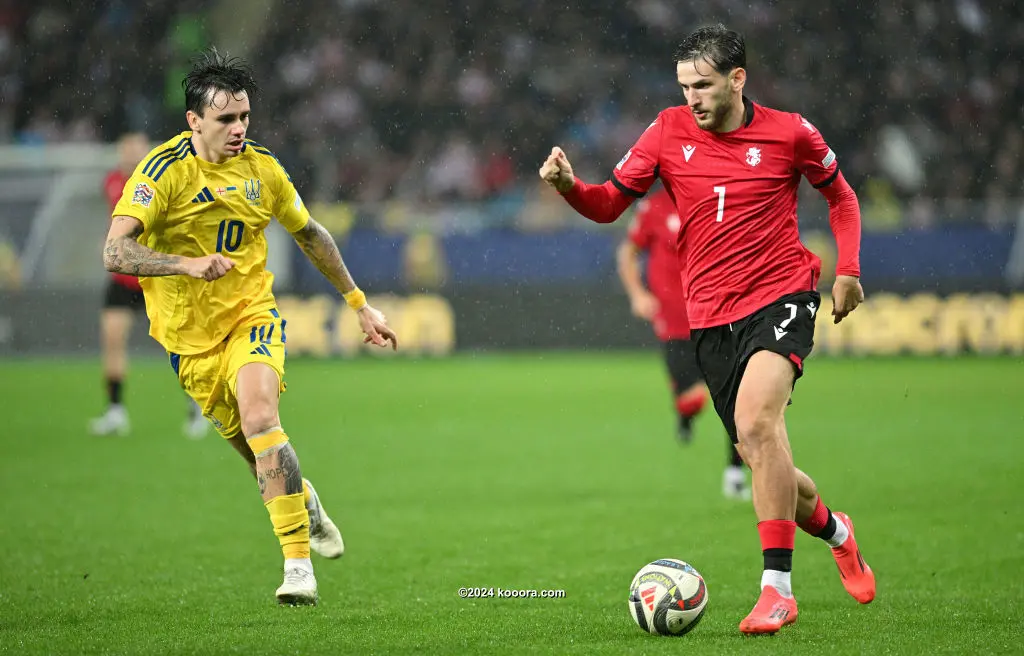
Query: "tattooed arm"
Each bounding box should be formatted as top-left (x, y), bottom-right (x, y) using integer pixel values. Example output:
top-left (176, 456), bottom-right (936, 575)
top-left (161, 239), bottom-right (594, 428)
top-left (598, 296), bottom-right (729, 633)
top-left (290, 217), bottom-right (359, 294)
top-left (290, 217), bottom-right (399, 349)
top-left (103, 215), bottom-right (234, 281)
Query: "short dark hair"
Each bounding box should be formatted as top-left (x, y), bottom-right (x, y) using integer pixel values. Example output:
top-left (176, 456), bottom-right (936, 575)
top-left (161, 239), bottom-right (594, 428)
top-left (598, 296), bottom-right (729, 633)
top-left (674, 24), bottom-right (746, 74)
top-left (182, 47), bottom-right (259, 116)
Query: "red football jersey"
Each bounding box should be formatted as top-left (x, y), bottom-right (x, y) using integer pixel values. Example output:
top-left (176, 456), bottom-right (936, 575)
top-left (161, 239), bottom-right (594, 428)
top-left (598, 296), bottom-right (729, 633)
top-left (103, 169), bottom-right (142, 292)
top-left (627, 187), bottom-right (690, 340)
top-left (612, 98), bottom-right (838, 329)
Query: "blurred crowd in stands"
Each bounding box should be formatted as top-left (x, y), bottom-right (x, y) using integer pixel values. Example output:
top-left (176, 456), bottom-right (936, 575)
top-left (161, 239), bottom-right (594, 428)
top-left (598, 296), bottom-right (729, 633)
top-left (2, 0), bottom-right (1020, 227)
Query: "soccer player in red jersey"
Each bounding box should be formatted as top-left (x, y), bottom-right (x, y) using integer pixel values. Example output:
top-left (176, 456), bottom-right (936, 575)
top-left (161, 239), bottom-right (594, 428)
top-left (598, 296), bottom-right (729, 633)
top-left (617, 185), bottom-right (749, 500)
top-left (540, 25), bottom-right (874, 635)
top-left (90, 133), bottom-right (208, 439)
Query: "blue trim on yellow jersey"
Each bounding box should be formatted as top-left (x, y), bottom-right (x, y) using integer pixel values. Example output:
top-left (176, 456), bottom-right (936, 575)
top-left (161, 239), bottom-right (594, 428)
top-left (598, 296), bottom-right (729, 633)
top-left (169, 352), bottom-right (181, 376)
top-left (152, 142), bottom-right (192, 181)
top-left (245, 140), bottom-right (292, 181)
top-left (143, 138), bottom-right (189, 178)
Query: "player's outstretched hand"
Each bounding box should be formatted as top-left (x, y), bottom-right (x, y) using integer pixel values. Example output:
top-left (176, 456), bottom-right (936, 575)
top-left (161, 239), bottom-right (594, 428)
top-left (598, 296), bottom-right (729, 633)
top-left (539, 147), bottom-right (576, 193)
top-left (357, 304), bottom-right (398, 351)
top-left (185, 254), bottom-right (235, 281)
top-left (831, 275), bottom-right (864, 324)
top-left (630, 290), bottom-right (659, 321)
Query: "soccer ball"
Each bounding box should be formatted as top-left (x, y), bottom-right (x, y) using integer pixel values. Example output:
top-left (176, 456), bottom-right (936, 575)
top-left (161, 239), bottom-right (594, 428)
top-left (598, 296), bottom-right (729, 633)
top-left (628, 558), bottom-right (708, 636)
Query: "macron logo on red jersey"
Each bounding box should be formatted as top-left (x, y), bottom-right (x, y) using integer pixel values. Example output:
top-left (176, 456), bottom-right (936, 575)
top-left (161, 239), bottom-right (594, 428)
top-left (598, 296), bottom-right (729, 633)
top-left (682, 145), bottom-right (696, 162)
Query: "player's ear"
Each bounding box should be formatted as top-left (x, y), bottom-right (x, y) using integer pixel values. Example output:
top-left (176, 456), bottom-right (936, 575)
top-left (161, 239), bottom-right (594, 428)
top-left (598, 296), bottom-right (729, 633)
top-left (730, 67), bottom-right (747, 91)
top-left (186, 110), bottom-right (202, 133)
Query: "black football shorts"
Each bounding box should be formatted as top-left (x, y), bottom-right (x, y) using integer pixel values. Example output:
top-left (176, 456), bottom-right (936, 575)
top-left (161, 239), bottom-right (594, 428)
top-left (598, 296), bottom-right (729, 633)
top-left (103, 279), bottom-right (145, 310)
top-left (661, 338), bottom-right (704, 394)
top-left (690, 291), bottom-right (821, 443)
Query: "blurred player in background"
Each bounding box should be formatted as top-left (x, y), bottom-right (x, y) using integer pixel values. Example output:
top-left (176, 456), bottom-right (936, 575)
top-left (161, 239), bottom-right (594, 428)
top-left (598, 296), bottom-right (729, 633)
top-left (90, 133), bottom-right (209, 439)
top-left (103, 49), bottom-right (397, 605)
top-left (617, 184), bottom-right (749, 500)
top-left (541, 24), bottom-right (874, 635)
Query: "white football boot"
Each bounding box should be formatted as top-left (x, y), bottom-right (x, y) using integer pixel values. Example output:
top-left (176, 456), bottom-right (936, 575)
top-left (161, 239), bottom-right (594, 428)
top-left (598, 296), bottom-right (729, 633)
top-left (305, 478), bottom-right (345, 559)
top-left (89, 405), bottom-right (130, 436)
top-left (276, 562), bottom-right (318, 606)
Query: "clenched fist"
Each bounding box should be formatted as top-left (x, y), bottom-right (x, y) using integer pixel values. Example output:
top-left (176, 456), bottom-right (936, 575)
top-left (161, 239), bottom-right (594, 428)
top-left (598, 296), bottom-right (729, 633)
top-left (539, 147), bottom-right (576, 193)
top-left (184, 254), bottom-right (235, 281)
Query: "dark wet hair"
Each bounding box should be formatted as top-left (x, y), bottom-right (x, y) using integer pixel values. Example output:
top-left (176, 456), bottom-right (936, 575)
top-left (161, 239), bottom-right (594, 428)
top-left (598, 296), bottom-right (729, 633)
top-left (673, 24), bottom-right (746, 74)
top-left (182, 47), bottom-right (259, 116)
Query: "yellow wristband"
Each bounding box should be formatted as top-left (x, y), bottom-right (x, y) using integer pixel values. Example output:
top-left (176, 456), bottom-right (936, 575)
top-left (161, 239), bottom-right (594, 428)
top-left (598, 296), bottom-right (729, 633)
top-left (343, 288), bottom-right (367, 311)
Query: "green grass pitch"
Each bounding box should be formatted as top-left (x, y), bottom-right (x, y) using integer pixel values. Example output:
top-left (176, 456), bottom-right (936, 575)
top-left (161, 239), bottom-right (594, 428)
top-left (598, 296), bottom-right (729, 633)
top-left (2, 354), bottom-right (1022, 654)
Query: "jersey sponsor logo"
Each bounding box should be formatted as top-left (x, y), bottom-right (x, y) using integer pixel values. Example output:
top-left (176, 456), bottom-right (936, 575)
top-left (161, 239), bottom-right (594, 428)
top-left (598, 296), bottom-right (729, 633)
top-left (821, 148), bottom-right (836, 168)
top-left (682, 144), bottom-right (696, 162)
top-left (245, 179), bottom-right (262, 204)
top-left (131, 182), bottom-right (154, 207)
top-left (616, 150), bottom-right (632, 171)
top-left (745, 147), bottom-right (762, 167)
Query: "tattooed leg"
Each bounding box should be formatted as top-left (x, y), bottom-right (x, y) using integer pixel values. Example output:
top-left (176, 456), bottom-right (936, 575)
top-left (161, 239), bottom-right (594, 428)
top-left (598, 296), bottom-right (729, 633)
top-left (254, 442), bottom-right (304, 502)
top-left (235, 362), bottom-right (311, 563)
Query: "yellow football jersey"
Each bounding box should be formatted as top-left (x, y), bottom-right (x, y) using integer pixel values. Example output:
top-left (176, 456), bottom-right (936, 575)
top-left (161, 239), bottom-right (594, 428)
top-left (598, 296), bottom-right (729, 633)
top-left (112, 131), bottom-right (311, 354)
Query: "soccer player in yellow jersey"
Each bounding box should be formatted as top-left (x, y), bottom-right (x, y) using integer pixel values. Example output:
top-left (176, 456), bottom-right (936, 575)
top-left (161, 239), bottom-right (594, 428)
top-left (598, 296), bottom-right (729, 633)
top-left (102, 49), bottom-right (397, 606)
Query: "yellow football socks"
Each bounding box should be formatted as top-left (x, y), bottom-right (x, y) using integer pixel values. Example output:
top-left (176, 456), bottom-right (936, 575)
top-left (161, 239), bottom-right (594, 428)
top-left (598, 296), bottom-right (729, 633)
top-left (265, 493), bottom-right (310, 559)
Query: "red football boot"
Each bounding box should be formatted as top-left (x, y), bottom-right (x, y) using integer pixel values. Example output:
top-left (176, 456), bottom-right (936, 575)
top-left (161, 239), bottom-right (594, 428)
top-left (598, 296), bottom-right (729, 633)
top-left (831, 511), bottom-right (876, 604)
top-left (739, 586), bottom-right (798, 635)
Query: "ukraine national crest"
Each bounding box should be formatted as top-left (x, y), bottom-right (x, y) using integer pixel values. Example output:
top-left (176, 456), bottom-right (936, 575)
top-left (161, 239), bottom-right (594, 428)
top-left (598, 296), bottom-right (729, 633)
top-left (245, 179), bottom-right (262, 204)
top-left (746, 147), bottom-right (761, 167)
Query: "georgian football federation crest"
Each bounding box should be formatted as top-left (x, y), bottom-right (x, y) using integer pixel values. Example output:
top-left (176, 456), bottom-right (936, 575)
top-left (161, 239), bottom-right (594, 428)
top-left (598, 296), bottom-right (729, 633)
top-left (746, 147), bottom-right (762, 167)
top-left (244, 179), bottom-right (262, 204)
